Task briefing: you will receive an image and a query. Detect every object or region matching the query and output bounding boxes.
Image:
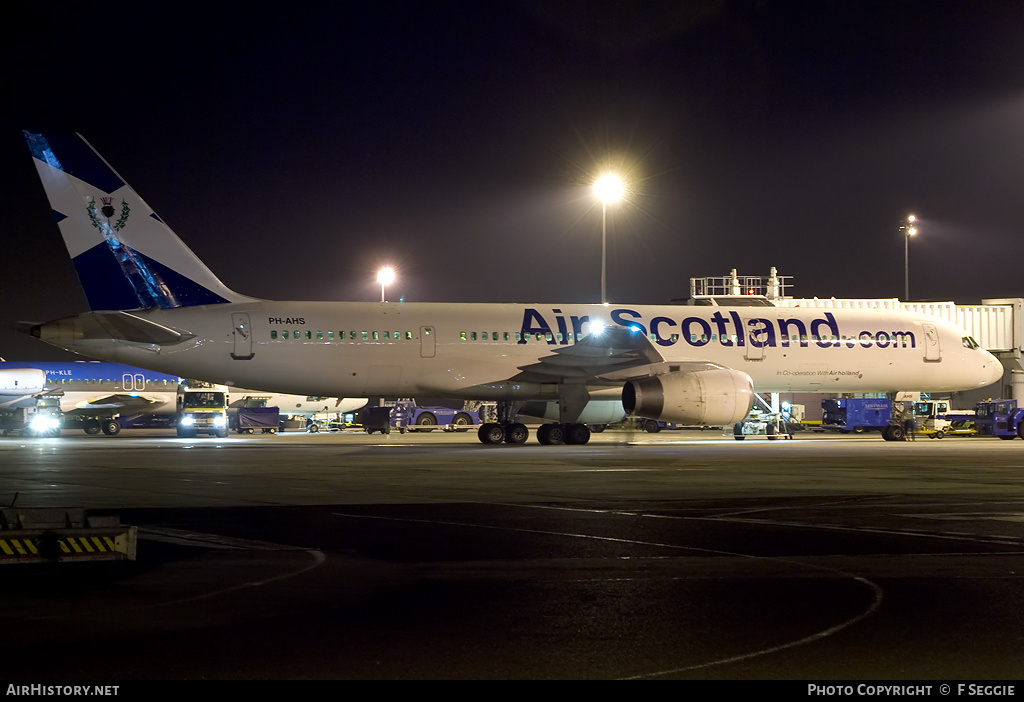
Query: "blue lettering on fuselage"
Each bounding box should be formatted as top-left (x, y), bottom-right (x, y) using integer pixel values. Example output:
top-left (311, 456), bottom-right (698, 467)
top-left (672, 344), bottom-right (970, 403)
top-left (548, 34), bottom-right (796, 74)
top-left (519, 308), bottom-right (917, 350)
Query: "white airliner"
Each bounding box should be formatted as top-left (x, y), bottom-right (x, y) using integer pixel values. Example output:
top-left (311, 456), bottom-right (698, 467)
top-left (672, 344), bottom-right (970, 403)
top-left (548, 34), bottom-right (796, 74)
top-left (22, 132), bottom-right (1003, 445)
top-left (0, 360), bottom-right (366, 435)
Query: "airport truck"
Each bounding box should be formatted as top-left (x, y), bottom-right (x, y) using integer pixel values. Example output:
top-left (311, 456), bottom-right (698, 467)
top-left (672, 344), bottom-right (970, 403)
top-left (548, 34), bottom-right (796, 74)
top-left (913, 399), bottom-right (974, 438)
top-left (0, 396), bottom-right (64, 437)
top-left (360, 400), bottom-right (488, 434)
top-left (974, 399), bottom-right (1024, 440)
top-left (176, 380), bottom-right (229, 438)
top-left (821, 398), bottom-right (893, 434)
top-left (233, 406), bottom-right (280, 434)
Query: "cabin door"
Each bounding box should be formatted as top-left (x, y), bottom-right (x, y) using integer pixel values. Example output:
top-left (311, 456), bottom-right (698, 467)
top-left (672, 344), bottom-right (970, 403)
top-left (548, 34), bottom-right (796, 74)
top-left (420, 326), bottom-right (436, 358)
top-left (922, 323), bottom-right (941, 362)
top-left (744, 320), bottom-right (766, 361)
top-left (231, 312), bottom-right (255, 360)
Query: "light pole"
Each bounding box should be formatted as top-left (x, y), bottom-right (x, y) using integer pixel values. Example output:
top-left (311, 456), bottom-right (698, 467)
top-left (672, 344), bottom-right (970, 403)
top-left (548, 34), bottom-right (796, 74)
top-left (593, 174), bottom-right (624, 304)
top-left (377, 267), bottom-right (395, 303)
top-left (901, 215), bottom-right (917, 300)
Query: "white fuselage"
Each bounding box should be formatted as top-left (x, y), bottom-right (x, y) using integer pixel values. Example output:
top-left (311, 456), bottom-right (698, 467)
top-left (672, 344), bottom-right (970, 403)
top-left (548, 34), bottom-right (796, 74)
top-left (39, 301), bottom-right (1004, 402)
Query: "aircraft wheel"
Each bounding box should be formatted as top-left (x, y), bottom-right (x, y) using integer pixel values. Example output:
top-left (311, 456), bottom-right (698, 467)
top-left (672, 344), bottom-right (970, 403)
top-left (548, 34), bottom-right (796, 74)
top-left (537, 423), bottom-right (565, 445)
top-left (565, 423), bottom-right (591, 445)
top-left (478, 423), bottom-right (505, 444)
top-left (504, 422), bottom-right (529, 444)
top-left (101, 420), bottom-right (121, 436)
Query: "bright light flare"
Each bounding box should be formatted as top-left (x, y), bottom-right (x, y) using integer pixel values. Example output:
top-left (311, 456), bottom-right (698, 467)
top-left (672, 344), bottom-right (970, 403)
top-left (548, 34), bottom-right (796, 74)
top-left (377, 267), bottom-right (396, 302)
top-left (593, 174), bottom-right (625, 204)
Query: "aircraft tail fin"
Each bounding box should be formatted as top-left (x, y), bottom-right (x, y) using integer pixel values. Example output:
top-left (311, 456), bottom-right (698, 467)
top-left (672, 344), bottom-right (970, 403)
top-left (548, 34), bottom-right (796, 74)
top-left (23, 131), bottom-right (255, 310)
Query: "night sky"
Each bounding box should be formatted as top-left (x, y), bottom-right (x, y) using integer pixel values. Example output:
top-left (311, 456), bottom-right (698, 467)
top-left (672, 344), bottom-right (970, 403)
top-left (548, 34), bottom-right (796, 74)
top-left (3, 0), bottom-right (1024, 361)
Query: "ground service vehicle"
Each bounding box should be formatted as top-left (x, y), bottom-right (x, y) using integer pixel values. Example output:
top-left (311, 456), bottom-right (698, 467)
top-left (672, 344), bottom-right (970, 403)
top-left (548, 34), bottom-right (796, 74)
top-left (0, 396), bottom-right (64, 437)
top-left (234, 406), bottom-right (280, 434)
top-left (176, 381), bottom-right (229, 438)
top-left (974, 399), bottom-right (1024, 440)
top-left (821, 398), bottom-right (893, 434)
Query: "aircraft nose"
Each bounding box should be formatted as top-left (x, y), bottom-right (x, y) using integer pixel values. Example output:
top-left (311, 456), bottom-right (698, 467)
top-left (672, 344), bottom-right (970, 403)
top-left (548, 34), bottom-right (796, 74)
top-left (983, 352), bottom-right (1004, 388)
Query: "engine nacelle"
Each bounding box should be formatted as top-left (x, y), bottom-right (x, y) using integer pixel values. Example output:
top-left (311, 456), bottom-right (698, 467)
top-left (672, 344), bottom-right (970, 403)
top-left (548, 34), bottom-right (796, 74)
top-left (0, 368), bottom-right (46, 396)
top-left (622, 369), bottom-right (754, 426)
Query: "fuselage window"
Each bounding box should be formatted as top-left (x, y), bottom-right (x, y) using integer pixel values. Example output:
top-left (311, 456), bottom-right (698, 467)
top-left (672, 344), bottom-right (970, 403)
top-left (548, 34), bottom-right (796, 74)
top-left (305, 330), bottom-right (312, 340)
top-left (270, 330), bottom-right (278, 340)
top-left (471, 332), bottom-right (477, 341)
top-left (328, 331), bottom-right (334, 340)
top-left (504, 332), bottom-right (510, 341)
top-left (361, 331), bottom-right (368, 341)
top-left (316, 331), bottom-right (323, 340)
top-left (282, 330), bottom-right (289, 339)
top-left (350, 331), bottom-right (357, 340)
top-left (373, 331), bottom-right (379, 340)
top-left (481, 332), bottom-right (488, 340)
top-left (405, 331), bottom-right (412, 340)
top-left (460, 332), bottom-right (467, 341)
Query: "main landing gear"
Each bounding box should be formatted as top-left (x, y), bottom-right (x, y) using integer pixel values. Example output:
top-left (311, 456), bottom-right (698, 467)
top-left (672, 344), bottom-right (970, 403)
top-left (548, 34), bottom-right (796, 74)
top-left (476, 421), bottom-right (593, 445)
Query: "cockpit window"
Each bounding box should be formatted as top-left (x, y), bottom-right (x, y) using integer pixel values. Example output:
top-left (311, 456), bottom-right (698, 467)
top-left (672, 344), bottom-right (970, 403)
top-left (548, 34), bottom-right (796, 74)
top-left (961, 336), bottom-right (980, 350)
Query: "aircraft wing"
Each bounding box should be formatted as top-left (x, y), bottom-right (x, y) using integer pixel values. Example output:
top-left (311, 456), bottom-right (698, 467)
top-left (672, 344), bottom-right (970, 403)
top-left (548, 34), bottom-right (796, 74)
top-left (512, 326), bottom-right (667, 383)
top-left (67, 394), bottom-right (169, 413)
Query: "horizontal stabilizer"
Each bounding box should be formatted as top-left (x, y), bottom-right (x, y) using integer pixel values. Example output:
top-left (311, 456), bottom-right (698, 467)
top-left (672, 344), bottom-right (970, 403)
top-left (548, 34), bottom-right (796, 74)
top-left (90, 311), bottom-right (194, 345)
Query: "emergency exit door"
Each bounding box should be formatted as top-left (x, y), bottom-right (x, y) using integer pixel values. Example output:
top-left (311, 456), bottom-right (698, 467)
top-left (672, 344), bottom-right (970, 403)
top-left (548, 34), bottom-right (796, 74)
top-left (231, 312), bottom-right (255, 360)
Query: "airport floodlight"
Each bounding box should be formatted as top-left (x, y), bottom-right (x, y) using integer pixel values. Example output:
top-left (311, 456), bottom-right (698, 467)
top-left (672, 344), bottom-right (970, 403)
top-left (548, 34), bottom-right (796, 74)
top-left (593, 174), bottom-right (624, 204)
top-left (377, 267), bottom-right (395, 302)
top-left (900, 214), bottom-right (918, 301)
top-left (593, 173), bottom-right (626, 304)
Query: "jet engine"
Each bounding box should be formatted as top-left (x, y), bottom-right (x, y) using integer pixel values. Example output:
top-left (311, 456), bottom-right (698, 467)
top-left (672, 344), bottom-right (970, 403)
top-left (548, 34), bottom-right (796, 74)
top-left (0, 368), bottom-right (46, 396)
top-left (622, 369), bottom-right (754, 426)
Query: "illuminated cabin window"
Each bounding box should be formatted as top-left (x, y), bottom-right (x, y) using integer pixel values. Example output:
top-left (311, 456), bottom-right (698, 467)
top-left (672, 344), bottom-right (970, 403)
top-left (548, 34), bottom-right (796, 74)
top-left (316, 331), bottom-right (323, 340)
top-left (328, 331), bottom-right (334, 340)
top-left (460, 332), bottom-right (467, 341)
top-left (361, 331), bottom-right (368, 340)
top-left (405, 331), bottom-right (412, 340)
top-left (515, 332), bottom-right (521, 341)
top-left (372, 331), bottom-right (379, 340)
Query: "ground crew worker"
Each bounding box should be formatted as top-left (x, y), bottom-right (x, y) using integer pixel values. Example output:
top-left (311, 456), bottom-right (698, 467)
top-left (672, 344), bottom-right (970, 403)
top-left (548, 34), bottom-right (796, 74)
top-left (901, 404), bottom-right (916, 441)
